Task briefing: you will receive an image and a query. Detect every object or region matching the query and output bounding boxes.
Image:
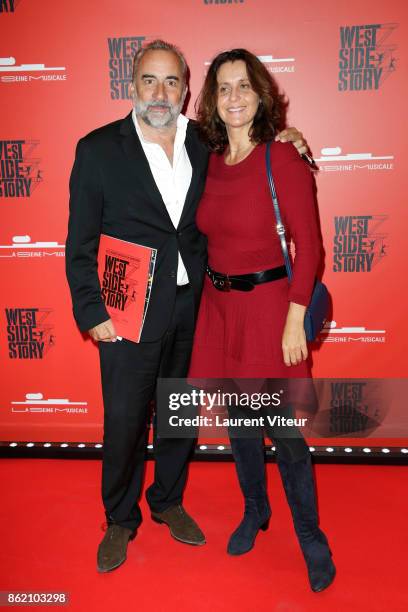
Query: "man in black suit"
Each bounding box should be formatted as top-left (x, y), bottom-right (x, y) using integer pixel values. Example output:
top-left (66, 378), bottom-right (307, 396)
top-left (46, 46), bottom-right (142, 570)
top-left (66, 39), bottom-right (306, 573)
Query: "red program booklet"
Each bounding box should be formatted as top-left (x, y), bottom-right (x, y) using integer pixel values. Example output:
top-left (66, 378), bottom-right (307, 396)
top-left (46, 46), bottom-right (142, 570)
top-left (97, 234), bottom-right (157, 342)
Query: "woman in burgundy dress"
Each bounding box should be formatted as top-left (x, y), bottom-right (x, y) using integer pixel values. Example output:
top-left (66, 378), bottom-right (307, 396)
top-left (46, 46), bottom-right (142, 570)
top-left (188, 49), bottom-right (335, 592)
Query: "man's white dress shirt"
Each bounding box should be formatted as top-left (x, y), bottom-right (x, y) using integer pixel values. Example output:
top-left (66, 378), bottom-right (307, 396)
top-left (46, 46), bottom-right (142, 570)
top-left (132, 109), bottom-right (192, 285)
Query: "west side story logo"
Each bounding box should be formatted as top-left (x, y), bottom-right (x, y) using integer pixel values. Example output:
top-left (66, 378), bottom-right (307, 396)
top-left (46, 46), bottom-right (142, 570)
top-left (339, 23), bottom-right (398, 91)
top-left (0, 140), bottom-right (42, 197)
top-left (108, 36), bottom-right (145, 99)
top-left (329, 382), bottom-right (379, 434)
top-left (333, 215), bottom-right (387, 272)
top-left (101, 254), bottom-right (132, 309)
top-left (6, 308), bottom-right (55, 359)
top-left (0, 0), bottom-right (20, 12)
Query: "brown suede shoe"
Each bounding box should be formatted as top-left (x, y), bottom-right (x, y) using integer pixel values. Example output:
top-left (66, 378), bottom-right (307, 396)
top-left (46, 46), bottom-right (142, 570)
top-left (97, 524), bottom-right (135, 573)
top-left (151, 505), bottom-right (205, 546)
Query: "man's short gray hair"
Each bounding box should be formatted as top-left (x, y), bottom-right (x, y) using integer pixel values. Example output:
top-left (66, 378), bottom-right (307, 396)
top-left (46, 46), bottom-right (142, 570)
top-left (132, 39), bottom-right (188, 84)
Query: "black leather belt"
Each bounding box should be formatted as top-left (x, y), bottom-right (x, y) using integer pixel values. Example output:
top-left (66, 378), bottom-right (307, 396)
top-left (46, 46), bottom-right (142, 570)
top-left (207, 265), bottom-right (287, 292)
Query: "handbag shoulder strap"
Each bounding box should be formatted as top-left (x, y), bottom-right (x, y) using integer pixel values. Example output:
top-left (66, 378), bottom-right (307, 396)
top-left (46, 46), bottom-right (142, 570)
top-left (265, 141), bottom-right (293, 281)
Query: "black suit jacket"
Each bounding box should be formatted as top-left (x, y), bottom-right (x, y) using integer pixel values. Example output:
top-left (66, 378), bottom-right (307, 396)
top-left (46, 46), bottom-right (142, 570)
top-left (65, 112), bottom-right (209, 341)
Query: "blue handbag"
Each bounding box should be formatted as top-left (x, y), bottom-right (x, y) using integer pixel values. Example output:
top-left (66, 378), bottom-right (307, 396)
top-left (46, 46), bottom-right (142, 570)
top-left (265, 142), bottom-right (329, 341)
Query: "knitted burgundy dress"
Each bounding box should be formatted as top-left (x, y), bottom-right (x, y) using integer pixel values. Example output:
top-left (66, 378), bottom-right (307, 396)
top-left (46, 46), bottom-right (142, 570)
top-left (188, 141), bottom-right (321, 379)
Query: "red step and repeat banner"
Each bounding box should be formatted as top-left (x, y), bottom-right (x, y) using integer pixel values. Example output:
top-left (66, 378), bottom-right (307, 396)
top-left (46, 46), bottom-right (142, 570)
top-left (1, 0), bottom-right (407, 445)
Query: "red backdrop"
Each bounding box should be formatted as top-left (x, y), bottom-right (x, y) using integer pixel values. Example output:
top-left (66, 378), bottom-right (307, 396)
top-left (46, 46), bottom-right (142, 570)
top-left (0, 0), bottom-right (406, 445)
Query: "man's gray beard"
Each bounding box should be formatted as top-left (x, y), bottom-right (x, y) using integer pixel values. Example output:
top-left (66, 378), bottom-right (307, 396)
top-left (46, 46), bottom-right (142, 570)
top-left (134, 97), bottom-right (184, 128)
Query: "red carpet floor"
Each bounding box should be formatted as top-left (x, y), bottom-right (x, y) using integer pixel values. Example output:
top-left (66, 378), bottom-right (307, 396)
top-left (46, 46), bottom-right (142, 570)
top-left (1, 459), bottom-right (407, 611)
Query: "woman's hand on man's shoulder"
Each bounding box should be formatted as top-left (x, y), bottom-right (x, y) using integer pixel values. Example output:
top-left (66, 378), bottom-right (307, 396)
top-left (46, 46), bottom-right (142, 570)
top-left (275, 127), bottom-right (308, 156)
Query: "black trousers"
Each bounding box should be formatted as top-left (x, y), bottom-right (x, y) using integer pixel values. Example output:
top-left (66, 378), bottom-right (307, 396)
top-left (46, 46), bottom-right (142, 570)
top-left (98, 285), bottom-right (196, 532)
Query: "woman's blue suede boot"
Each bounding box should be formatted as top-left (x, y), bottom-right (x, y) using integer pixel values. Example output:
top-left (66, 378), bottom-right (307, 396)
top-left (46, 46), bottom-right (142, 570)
top-left (277, 453), bottom-right (336, 592)
top-left (227, 436), bottom-right (271, 555)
